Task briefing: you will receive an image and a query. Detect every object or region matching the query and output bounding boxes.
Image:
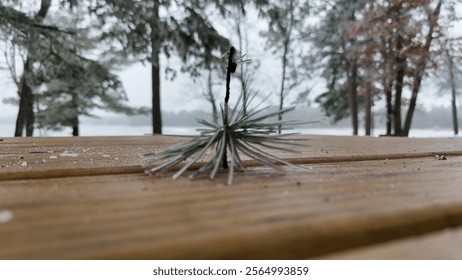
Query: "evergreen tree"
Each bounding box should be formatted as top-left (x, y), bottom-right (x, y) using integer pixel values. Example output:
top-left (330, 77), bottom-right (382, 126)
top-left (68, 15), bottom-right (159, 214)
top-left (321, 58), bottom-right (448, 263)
top-left (0, 0), bottom-right (142, 136)
top-left (1, 0), bottom-right (54, 136)
top-left (34, 49), bottom-right (144, 136)
top-left (310, 0), bottom-right (365, 135)
top-left (89, 0), bottom-right (262, 134)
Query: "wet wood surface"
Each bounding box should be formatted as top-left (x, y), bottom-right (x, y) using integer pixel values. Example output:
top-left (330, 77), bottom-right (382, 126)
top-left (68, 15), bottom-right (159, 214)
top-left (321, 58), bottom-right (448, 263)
top-left (1, 135), bottom-right (462, 259)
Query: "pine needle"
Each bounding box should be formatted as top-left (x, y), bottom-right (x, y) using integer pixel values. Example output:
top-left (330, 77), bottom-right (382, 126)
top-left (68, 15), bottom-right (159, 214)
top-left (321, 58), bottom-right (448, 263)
top-left (143, 46), bottom-right (314, 185)
top-left (143, 96), bottom-right (314, 185)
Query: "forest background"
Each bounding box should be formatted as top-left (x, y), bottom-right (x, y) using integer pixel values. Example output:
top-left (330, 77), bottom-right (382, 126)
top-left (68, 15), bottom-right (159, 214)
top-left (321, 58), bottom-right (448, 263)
top-left (1, 0), bottom-right (461, 137)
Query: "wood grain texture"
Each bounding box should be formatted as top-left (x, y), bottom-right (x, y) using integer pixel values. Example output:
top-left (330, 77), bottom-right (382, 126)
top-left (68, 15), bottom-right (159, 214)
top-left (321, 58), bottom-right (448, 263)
top-left (1, 135), bottom-right (462, 180)
top-left (1, 136), bottom-right (462, 259)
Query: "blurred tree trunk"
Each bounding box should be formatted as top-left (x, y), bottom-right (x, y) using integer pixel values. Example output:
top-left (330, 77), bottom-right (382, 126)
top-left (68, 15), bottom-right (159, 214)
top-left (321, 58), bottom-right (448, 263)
top-left (363, 42), bottom-right (374, 136)
top-left (364, 82), bottom-right (372, 136)
top-left (14, 0), bottom-right (51, 137)
top-left (380, 37), bottom-right (394, 136)
top-left (236, 15), bottom-right (248, 117)
top-left (385, 78), bottom-right (393, 136)
top-left (15, 60), bottom-right (35, 137)
top-left (14, 76), bottom-right (26, 136)
top-left (345, 7), bottom-right (359, 136)
top-left (393, 35), bottom-right (405, 136)
top-left (346, 63), bottom-right (358, 135)
top-left (72, 118), bottom-right (79, 136)
top-left (71, 94), bottom-right (79, 136)
top-left (277, 0), bottom-right (295, 134)
top-left (278, 37), bottom-right (289, 134)
top-left (24, 81), bottom-right (34, 136)
top-left (446, 49), bottom-right (459, 135)
top-left (207, 68), bottom-right (218, 124)
top-left (151, 0), bottom-right (162, 135)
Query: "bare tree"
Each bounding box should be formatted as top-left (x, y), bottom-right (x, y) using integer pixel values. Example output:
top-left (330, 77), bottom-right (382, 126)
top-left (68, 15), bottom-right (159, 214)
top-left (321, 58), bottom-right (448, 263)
top-left (402, 0), bottom-right (443, 136)
top-left (260, 0), bottom-right (309, 134)
top-left (353, 0), bottom-right (446, 136)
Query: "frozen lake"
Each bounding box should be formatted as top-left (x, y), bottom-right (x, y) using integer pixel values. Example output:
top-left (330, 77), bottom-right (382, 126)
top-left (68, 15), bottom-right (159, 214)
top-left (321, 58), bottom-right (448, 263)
top-left (0, 123), bottom-right (460, 138)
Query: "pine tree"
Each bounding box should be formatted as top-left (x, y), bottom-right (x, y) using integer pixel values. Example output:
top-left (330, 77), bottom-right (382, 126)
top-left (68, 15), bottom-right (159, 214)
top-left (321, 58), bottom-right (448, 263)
top-left (90, 0), bottom-right (262, 135)
top-left (310, 0), bottom-right (366, 135)
top-left (0, 0), bottom-right (143, 136)
top-left (1, 0), bottom-right (54, 136)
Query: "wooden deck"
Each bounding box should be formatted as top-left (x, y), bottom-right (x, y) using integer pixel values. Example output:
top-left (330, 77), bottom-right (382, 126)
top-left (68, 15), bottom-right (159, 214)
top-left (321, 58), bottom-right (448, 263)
top-left (1, 135), bottom-right (462, 259)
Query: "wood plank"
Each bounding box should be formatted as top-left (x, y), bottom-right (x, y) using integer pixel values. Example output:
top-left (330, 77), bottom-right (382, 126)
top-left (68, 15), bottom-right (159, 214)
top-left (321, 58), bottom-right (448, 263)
top-left (2, 135), bottom-right (462, 180)
top-left (1, 152), bottom-right (462, 259)
top-left (319, 228), bottom-right (462, 259)
top-left (0, 136), bottom-right (179, 180)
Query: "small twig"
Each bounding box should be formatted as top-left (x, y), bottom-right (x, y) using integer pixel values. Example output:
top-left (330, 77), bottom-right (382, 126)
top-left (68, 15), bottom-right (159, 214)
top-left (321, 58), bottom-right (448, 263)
top-left (223, 47), bottom-right (237, 169)
top-left (224, 46), bottom-right (236, 104)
